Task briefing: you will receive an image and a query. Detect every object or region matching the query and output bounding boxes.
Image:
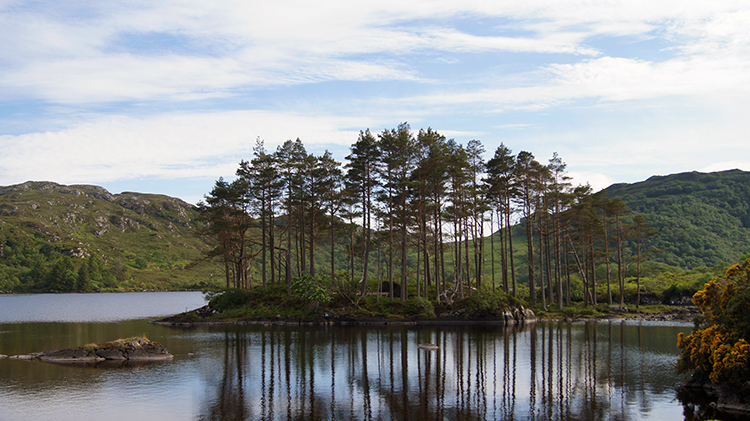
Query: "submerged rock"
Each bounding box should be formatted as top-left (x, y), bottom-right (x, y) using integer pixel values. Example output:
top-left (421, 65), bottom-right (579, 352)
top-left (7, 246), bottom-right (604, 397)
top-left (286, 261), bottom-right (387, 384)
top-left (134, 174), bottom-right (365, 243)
top-left (9, 338), bottom-right (172, 367)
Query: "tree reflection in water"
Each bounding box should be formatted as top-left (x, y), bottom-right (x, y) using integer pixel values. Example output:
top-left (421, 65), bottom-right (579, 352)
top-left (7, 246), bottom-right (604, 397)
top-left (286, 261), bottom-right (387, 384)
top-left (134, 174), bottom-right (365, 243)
top-left (196, 321), bottom-right (693, 421)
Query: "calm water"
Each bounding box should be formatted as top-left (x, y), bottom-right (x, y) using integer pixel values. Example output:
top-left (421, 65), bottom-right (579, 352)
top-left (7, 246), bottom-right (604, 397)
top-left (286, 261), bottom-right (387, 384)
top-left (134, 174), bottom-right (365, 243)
top-left (0, 292), bottom-right (206, 323)
top-left (0, 293), bottom-right (716, 420)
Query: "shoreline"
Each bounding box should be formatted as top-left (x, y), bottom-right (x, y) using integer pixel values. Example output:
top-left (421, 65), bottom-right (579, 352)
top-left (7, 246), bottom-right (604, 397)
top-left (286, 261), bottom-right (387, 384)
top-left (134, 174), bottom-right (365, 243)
top-left (151, 305), bottom-right (700, 328)
top-left (679, 373), bottom-right (750, 418)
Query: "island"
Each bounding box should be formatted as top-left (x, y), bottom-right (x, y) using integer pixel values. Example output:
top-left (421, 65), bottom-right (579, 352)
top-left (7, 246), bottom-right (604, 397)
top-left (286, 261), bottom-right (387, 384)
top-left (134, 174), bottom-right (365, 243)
top-left (5, 337), bottom-right (173, 367)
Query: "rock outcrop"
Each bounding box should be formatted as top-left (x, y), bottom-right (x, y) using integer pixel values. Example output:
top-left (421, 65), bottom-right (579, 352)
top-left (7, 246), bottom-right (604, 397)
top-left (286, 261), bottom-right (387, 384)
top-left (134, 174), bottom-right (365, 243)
top-left (679, 373), bottom-right (750, 418)
top-left (8, 338), bottom-right (172, 367)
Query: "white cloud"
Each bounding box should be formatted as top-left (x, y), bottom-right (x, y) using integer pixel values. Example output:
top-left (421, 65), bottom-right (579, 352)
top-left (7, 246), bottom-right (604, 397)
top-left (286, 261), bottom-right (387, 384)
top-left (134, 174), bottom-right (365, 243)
top-left (0, 110), bottom-right (373, 186)
top-left (566, 171), bottom-right (614, 192)
top-left (2, 0), bottom-right (750, 200)
top-left (11, 1), bottom-right (746, 105)
top-left (493, 124), bottom-right (536, 130)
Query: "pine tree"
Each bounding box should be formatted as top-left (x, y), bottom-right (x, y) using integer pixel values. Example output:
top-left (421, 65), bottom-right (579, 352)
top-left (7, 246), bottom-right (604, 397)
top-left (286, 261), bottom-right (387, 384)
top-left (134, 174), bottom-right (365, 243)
top-left (345, 129), bottom-right (379, 295)
top-left (485, 144), bottom-right (517, 296)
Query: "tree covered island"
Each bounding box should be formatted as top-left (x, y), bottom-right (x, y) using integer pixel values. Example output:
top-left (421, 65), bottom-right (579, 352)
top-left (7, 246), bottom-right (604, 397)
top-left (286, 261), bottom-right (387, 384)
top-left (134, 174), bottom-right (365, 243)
top-left (189, 122), bottom-right (707, 323)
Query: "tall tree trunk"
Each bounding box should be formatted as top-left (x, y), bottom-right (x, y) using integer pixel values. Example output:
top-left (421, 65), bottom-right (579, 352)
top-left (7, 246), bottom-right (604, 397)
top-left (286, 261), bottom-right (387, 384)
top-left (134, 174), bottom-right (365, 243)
top-left (568, 234), bottom-right (590, 306)
top-left (330, 212), bottom-right (336, 285)
top-left (349, 214), bottom-right (355, 287)
top-left (300, 206), bottom-right (306, 274)
top-left (400, 219), bottom-right (408, 302)
top-left (527, 216), bottom-right (536, 307)
top-left (479, 212), bottom-right (485, 290)
top-left (439, 214), bottom-right (446, 301)
top-left (616, 214), bottom-right (625, 306)
top-left (637, 241), bottom-right (642, 309)
top-left (261, 200), bottom-right (267, 288)
top-left (434, 205), bottom-right (441, 302)
top-left (389, 204), bottom-right (394, 300)
top-left (422, 210), bottom-right (430, 298)
top-left (360, 184), bottom-right (371, 295)
top-left (507, 203), bottom-right (516, 299)
top-left (498, 209), bottom-right (507, 294)
top-left (270, 214), bottom-right (276, 285)
top-left (590, 235), bottom-right (597, 306)
top-left (416, 235), bottom-right (421, 298)
top-left (604, 210), bottom-right (612, 305)
top-left (554, 212), bottom-right (563, 310)
top-left (545, 217), bottom-right (553, 307)
top-left (538, 220), bottom-right (547, 311)
top-left (455, 218), bottom-right (464, 300)
top-left (490, 211), bottom-right (496, 292)
top-left (464, 216), bottom-right (470, 297)
top-left (564, 239), bottom-right (571, 306)
top-left (309, 207), bottom-right (315, 277)
top-left (286, 211), bottom-right (292, 296)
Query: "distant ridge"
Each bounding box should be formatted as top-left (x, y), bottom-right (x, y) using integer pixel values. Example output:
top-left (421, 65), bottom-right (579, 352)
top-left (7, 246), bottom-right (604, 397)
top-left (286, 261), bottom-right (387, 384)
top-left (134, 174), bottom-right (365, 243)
top-left (605, 169), bottom-right (750, 269)
top-left (3, 169), bottom-right (748, 291)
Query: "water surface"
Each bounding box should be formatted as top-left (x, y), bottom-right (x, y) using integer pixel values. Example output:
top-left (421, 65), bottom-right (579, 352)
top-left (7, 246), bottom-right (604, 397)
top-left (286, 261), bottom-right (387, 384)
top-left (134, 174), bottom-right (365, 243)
top-left (0, 291), bottom-right (205, 323)
top-left (0, 294), bottom-right (715, 420)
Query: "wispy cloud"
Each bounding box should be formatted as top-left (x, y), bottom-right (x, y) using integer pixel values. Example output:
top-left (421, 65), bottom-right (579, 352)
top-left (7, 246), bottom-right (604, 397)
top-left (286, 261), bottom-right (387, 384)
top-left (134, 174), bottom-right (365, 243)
top-left (1, 0), bottom-right (750, 200)
top-left (9, 0), bottom-right (733, 105)
top-left (0, 110), bottom-right (372, 185)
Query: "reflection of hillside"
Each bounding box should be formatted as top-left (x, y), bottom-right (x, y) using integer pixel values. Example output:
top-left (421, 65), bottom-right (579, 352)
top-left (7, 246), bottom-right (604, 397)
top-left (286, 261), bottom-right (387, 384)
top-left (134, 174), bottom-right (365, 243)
top-left (194, 321), bottom-right (687, 420)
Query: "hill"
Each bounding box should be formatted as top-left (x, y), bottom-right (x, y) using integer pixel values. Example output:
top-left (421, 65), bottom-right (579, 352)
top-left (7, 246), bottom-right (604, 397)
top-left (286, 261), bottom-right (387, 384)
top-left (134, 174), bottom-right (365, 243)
top-left (4, 170), bottom-right (748, 292)
top-left (0, 181), bottom-right (221, 291)
top-left (605, 169), bottom-right (750, 269)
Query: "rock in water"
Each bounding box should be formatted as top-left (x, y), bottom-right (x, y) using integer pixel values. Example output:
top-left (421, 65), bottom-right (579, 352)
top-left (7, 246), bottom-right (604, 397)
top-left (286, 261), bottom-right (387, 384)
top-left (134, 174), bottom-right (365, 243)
top-left (418, 343), bottom-right (439, 351)
top-left (9, 337), bottom-right (173, 367)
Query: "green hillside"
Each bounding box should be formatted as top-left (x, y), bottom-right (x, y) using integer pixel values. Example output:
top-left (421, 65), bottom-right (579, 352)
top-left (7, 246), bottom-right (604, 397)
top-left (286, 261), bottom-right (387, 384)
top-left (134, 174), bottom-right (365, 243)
top-left (605, 169), bottom-right (750, 269)
top-left (4, 169), bottom-right (749, 292)
top-left (0, 181), bottom-right (222, 291)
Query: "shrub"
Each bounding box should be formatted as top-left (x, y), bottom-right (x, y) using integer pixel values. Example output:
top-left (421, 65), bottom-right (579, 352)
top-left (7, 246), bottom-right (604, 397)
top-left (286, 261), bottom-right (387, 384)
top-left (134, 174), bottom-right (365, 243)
top-left (465, 287), bottom-right (508, 318)
top-left (662, 283), bottom-right (697, 305)
top-left (134, 257), bottom-right (148, 270)
top-left (204, 288), bottom-right (251, 313)
top-left (407, 297), bottom-right (436, 319)
top-left (292, 274), bottom-right (332, 306)
top-left (677, 257), bottom-right (750, 384)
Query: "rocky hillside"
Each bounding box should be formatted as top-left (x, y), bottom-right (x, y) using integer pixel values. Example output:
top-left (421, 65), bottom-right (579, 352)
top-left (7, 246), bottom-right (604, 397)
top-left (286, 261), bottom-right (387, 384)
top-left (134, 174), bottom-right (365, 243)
top-left (0, 181), bottom-right (220, 291)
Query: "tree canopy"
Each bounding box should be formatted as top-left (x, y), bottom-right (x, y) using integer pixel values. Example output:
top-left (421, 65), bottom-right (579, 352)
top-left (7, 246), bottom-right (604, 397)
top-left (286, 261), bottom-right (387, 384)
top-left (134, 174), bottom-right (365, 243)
top-left (199, 123), bottom-right (659, 310)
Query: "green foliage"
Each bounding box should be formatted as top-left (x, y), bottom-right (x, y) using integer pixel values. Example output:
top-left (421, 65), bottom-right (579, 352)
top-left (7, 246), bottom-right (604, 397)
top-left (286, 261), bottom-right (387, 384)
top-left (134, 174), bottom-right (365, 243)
top-left (677, 257), bottom-right (750, 384)
top-left (292, 274), bottom-right (332, 305)
top-left (201, 284), bottom-right (318, 319)
top-left (51, 256), bottom-right (77, 292)
top-left (464, 286), bottom-right (510, 318)
top-left (205, 288), bottom-right (252, 312)
top-left (406, 297), bottom-right (436, 319)
top-left (606, 170), bottom-right (750, 269)
top-left (134, 257), bottom-right (149, 270)
top-left (0, 181), bottom-right (221, 292)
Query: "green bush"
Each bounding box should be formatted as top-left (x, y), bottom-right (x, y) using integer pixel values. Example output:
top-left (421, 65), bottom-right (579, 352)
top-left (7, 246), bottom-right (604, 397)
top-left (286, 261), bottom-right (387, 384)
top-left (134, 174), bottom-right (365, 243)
top-left (407, 297), bottom-right (436, 319)
top-left (595, 303), bottom-right (610, 313)
top-left (661, 283), bottom-right (697, 304)
top-left (205, 288), bottom-right (251, 312)
top-left (292, 274), bottom-right (332, 306)
top-left (465, 287), bottom-right (508, 318)
top-left (134, 257), bottom-right (149, 270)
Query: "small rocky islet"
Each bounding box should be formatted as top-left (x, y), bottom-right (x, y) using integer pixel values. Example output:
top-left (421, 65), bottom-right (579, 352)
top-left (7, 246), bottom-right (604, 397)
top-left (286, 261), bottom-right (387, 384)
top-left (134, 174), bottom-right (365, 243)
top-left (1, 337), bottom-right (172, 367)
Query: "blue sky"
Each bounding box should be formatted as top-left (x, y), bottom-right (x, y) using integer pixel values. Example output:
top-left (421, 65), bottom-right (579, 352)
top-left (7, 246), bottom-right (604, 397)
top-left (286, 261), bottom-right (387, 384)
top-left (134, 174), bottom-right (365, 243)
top-left (2, 1), bottom-right (749, 204)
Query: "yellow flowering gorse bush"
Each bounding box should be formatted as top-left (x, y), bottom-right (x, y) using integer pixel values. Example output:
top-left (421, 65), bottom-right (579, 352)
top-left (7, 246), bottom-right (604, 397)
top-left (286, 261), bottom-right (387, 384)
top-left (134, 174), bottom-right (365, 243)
top-left (677, 258), bottom-right (750, 384)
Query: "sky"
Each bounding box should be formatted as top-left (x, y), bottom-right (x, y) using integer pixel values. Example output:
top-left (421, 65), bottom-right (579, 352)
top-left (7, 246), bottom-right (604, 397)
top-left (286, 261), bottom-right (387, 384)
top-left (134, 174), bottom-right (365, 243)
top-left (2, 1), bottom-right (750, 205)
